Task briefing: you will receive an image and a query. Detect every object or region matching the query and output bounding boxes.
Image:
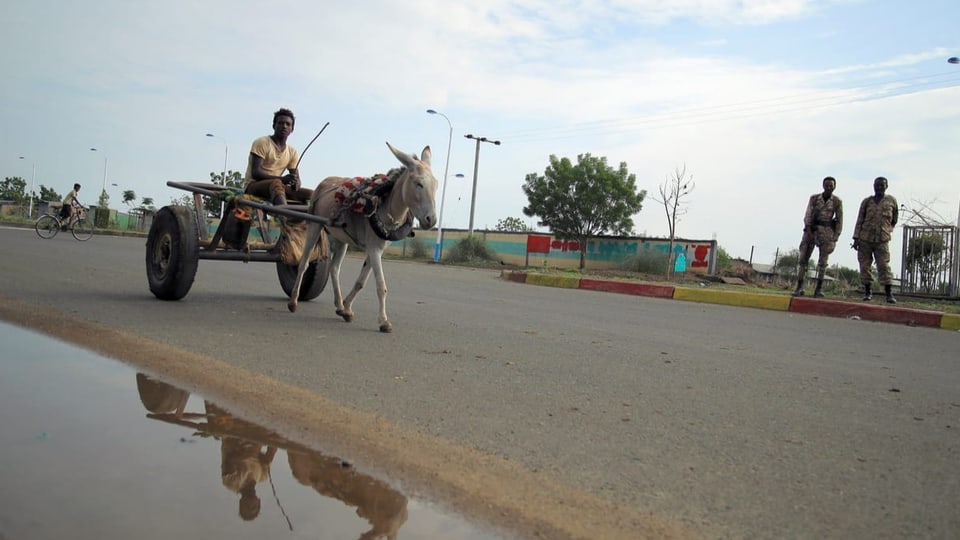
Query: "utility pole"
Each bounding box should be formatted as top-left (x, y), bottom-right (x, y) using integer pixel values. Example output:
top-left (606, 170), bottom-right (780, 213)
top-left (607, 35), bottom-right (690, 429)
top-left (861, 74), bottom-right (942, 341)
top-left (464, 134), bottom-right (500, 235)
top-left (18, 157), bottom-right (35, 219)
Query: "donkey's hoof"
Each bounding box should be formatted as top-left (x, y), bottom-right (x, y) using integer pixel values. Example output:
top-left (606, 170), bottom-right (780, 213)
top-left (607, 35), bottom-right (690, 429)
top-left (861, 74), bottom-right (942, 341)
top-left (379, 322), bottom-right (393, 333)
top-left (336, 309), bottom-right (353, 322)
top-left (288, 302), bottom-right (297, 313)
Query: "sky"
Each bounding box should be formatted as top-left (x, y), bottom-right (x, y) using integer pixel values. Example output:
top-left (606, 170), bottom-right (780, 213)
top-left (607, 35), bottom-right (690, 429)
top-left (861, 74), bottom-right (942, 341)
top-left (2, 0), bottom-right (958, 271)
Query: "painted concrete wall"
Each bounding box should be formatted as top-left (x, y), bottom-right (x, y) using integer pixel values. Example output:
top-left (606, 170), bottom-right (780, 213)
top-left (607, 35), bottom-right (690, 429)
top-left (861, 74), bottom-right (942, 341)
top-left (388, 229), bottom-right (718, 274)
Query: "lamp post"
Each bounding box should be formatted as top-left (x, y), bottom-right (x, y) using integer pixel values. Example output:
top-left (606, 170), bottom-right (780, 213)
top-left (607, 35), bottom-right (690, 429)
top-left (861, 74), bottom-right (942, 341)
top-left (426, 109), bottom-right (453, 262)
top-left (89, 148), bottom-right (108, 206)
top-left (463, 134), bottom-right (501, 235)
top-left (18, 156), bottom-right (35, 219)
top-left (206, 133), bottom-right (229, 218)
top-left (437, 173), bottom-right (465, 260)
top-left (949, 56), bottom-right (959, 296)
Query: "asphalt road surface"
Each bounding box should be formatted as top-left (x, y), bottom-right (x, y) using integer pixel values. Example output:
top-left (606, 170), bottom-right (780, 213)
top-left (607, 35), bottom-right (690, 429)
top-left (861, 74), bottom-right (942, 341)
top-left (1, 226), bottom-right (958, 539)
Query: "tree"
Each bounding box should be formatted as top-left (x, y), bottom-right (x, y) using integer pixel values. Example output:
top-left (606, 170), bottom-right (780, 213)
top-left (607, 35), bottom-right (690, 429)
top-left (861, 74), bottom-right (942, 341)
top-left (905, 232), bottom-right (946, 293)
top-left (1, 176), bottom-right (27, 204)
top-left (522, 154), bottom-right (645, 269)
top-left (170, 194), bottom-right (193, 208)
top-left (495, 216), bottom-right (533, 232)
top-left (122, 190), bottom-right (137, 208)
top-left (773, 249), bottom-right (800, 280)
top-left (205, 170), bottom-right (243, 217)
top-left (651, 165), bottom-right (695, 276)
top-left (140, 197), bottom-right (155, 211)
top-left (97, 189), bottom-right (110, 208)
top-left (39, 185), bottom-right (61, 203)
top-left (900, 199), bottom-right (950, 227)
top-left (715, 245), bottom-right (733, 274)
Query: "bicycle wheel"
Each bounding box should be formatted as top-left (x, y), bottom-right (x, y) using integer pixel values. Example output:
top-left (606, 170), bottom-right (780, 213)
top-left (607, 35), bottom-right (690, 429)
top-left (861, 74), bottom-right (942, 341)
top-left (71, 217), bottom-right (94, 241)
top-left (35, 215), bottom-right (60, 239)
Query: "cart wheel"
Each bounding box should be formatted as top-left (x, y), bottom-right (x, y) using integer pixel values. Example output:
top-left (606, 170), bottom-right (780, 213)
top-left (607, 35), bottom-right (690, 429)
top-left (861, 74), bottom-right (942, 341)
top-left (71, 217), bottom-right (94, 241)
top-left (277, 258), bottom-right (329, 301)
top-left (35, 215), bottom-right (60, 239)
top-left (136, 373), bottom-right (190, 413)
top-left (146, 206), bottom-right (199, 300)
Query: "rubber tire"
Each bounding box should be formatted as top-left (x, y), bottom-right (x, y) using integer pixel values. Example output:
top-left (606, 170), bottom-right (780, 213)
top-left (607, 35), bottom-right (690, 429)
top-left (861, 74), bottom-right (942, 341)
top-left (277, 258), bottom-right (329, 301)
top-left (35, 215), bottom-right (60, 239)
top-left (136, 373), bottom-right (190, 414)
top-left (71, 217), bottom-right (94, 241)
top-left (146, 206), bottom-right (199, 300)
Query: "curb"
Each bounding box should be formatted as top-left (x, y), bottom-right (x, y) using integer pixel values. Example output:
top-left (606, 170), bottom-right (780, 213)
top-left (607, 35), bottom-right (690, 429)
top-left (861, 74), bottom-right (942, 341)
top-left (674, 287), bottom-right (791, 311)
top-left (579, 278), bottom-right (675, 298)
top-left (788, 297), bottom-right (943, 327)
top-left (941, 313), bottom-right (960, 331)
top-left (501, 270), bottom-right (956, 331)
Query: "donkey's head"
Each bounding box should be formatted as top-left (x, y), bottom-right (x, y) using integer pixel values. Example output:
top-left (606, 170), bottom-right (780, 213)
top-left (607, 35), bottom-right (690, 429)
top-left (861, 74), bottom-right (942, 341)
top-left (386, 142), bottom-right (439, 229)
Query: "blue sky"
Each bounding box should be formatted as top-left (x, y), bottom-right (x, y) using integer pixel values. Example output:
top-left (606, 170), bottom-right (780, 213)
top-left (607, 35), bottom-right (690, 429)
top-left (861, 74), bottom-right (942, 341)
top-left (3, 0), bottom-right (958, 271)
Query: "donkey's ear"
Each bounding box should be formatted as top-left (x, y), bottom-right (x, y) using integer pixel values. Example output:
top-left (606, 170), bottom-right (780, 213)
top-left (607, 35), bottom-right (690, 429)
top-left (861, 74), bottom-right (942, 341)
top-left (420, 146), bottom-right (432, 166)
top-left (386, 142), bottom-right (415, 169)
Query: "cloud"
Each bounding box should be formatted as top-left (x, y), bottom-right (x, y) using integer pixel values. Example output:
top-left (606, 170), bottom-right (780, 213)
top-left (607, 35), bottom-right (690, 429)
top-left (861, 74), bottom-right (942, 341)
top-left (2, 0), bottom-right (957, 275)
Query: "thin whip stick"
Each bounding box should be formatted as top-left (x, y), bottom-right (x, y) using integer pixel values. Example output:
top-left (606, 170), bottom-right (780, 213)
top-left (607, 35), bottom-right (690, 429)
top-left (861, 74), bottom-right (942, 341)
top-left (296, 122), bottom-right (330, 169)
top-left (269, 474), bottom-right (294, 531)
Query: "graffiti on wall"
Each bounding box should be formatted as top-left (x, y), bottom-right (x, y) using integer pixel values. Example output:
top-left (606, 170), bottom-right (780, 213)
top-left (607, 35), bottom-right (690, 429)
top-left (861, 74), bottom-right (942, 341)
top-left (527, 234), bottom-right (714, 270)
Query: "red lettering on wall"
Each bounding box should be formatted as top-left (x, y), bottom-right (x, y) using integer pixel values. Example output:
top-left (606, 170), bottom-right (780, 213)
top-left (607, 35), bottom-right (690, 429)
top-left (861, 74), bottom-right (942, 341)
top-left (550, 240), bottom-right (580, 252)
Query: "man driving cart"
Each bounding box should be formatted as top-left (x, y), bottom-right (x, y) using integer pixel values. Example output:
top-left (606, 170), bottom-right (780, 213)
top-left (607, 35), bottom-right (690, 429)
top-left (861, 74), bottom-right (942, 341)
top-left (243, 108), bottom-right (313, 208)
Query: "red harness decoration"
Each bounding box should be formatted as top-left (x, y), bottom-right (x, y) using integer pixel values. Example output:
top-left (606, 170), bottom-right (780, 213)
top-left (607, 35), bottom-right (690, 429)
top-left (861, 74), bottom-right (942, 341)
top-left (333, 174), bottom-right (393, 216)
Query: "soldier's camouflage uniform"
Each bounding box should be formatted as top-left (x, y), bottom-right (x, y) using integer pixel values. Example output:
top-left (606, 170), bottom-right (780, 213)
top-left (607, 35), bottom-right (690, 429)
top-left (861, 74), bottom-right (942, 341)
top-left (798, 192), bottom-right (843, 281)
top-left (853, 194), bottom-right (899, 285)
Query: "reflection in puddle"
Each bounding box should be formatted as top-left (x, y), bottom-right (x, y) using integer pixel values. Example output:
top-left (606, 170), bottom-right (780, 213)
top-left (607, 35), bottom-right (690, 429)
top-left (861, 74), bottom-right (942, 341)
top-left (137, 373), bottom-right (409, 537)
top-left (0, 322), bottom-right (503, 540)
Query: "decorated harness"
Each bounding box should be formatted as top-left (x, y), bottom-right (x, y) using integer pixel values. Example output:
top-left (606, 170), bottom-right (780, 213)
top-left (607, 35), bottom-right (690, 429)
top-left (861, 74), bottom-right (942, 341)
top-left (333, 168), bottom-right (415, 241)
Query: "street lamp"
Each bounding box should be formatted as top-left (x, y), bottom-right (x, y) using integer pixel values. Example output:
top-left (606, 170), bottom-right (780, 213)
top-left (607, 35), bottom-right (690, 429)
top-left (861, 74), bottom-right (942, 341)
top-left (206, 133), bottom-right (229, 218)
top-left (89, 148), bottom-right (108, 206)
top-left (437, 173), bottom-right (465, 260)
top-left (18, 156), bottom-right (35, 219)
top-left (463, 134), bottom-right (501, 235)
top-left (949, 56), bottom-right (959, 296)
top-left (426, 109), bottom-right (453, 262)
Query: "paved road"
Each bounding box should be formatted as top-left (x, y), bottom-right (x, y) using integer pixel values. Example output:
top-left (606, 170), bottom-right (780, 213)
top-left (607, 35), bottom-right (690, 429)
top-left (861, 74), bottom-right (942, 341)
top-left (1, 226), bottom-right (958, 539)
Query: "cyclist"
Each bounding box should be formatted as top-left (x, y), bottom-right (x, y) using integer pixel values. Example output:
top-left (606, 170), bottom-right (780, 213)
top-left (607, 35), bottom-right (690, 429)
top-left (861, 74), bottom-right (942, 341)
top-left (60, 183), bottom-right (84, 228)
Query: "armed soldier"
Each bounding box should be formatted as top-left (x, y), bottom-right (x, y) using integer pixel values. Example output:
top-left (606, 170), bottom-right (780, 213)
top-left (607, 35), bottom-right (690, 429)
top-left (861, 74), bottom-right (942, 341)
top-left (852, 176), bottom-right (899, 303)
top-left (792, 176), bottom-right (843, 298)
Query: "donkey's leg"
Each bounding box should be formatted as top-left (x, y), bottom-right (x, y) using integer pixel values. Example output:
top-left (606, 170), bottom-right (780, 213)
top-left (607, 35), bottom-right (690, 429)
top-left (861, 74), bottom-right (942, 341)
top-left (287, 222), bottom-right (324, 313)
top-left (339, 256), bottom-right (374, 324)
top-left (329, 242), bottom-right (353, 322)
top-left (367, 246), bottom-right (391, 333)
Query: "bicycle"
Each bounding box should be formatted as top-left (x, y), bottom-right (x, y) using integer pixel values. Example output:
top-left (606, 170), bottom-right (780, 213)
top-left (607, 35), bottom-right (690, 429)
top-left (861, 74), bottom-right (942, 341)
top-left (35, 204), bottom-right (94, 241)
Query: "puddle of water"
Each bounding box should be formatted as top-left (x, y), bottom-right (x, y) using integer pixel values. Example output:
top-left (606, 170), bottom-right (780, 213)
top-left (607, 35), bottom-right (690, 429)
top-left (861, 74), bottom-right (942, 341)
top-left (0, 322), bottom-right (506, 540)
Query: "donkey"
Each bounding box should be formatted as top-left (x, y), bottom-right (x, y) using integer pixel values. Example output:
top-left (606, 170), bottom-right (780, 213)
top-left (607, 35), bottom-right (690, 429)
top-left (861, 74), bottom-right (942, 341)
top-left (287, 142), bottom-right (438, 332)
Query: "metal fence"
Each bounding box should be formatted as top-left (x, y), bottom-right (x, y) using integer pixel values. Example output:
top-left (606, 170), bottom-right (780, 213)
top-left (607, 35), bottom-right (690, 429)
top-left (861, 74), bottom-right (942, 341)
top-left (899, 225), bottom-right (959, 297)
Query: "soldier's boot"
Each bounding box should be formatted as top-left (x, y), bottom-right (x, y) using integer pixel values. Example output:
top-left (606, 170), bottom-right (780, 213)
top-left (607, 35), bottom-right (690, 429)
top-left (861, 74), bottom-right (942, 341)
top-left (813, 279), bottom-right (825, 298)
top-left (791, 277), bottom-right (805, 297)
top-left (862, 283), bottom-right (872, 301)
top-left (884, 284), bottom-right (896, 304)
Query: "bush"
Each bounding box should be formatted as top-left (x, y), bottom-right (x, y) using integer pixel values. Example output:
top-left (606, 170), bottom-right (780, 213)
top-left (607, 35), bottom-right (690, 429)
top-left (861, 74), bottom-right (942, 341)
top-left (408, 237), bottom-right (429, 259)
top-left (94, 207), bottom-right (110, 228)
top-left (619, 251), bottom-right (670, 274)
top-left (445, 235), bottom-right (498, 263)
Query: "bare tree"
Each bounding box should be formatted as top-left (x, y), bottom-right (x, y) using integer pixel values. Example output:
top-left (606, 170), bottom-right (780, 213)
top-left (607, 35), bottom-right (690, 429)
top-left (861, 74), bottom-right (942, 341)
top-left (899, 198), bottom-right (951, 227)
top-left (651, 164), bottom-right (695, 276)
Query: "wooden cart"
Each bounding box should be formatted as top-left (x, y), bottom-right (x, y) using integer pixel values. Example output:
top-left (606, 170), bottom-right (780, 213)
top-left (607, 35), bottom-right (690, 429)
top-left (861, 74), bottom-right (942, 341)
top-left (145, 181), bottom-right (329, 301)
